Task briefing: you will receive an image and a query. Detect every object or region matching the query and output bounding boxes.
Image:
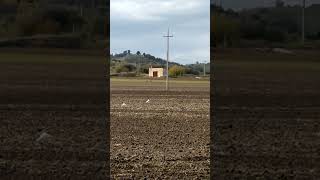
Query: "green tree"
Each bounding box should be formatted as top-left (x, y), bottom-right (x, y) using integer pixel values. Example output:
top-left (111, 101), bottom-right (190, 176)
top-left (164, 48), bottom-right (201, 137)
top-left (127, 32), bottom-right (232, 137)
top-left (115, 64), bottom-right (128, 73)
top-left (212, 14), bottom-right (240, 47)
top-left (169, 65), bottom-right (185, 77)
top-left (115, 64), bottom-right (136, 73)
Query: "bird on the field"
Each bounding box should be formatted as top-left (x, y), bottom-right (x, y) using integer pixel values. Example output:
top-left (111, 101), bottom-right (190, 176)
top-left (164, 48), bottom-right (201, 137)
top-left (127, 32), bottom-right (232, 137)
top-left (146, 99), bottom-right (150, 103)
top-left (121, 103), bottom-right (127, 107)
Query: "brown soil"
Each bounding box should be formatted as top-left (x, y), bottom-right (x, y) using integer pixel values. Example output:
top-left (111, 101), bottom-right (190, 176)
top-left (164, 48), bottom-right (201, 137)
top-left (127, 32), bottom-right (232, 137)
top-left (212, 49), bottom-right (320, 179)
top-left (0, 54), bottom-right (109, 179)
top-left (111, 81), bottom-right (210, 179)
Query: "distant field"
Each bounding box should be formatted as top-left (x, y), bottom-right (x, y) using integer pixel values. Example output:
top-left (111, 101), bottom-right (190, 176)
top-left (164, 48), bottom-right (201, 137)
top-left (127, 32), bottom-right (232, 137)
top-left (0, 48), bottom-right (106, 64)
top-left (111, 77), bottom-right (210, 89)
top-left (214, 49), bottom-right (320, 71)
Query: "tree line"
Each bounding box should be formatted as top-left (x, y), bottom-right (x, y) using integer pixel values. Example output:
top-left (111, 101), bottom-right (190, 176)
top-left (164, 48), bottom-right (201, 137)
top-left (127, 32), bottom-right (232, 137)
top-left (0, 0), bottom-right (108, 48)
top-left (111, 50), bottom-right (209, 77)
top-left (112, 50), bottom-right (166, 64)
top-left (212, 2), bottom-right (320, 48)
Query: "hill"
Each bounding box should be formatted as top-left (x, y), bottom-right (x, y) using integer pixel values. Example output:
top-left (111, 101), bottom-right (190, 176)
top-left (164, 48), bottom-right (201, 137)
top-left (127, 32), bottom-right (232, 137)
top-left (0, 0), bottom-right (108, 49)
top-left (110, 50), bottom-right (209, 76)
top-left (111, 50), bottom-right (180, 66)
top-left (212, 3), bottom-right (320, 48)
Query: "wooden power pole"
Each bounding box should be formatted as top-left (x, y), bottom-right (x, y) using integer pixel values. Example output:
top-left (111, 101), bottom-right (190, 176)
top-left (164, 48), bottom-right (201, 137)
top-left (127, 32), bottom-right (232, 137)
top-left (302, 0), bottom-right (306, 45)
top-left (163, 28), bottom-right (173, 91)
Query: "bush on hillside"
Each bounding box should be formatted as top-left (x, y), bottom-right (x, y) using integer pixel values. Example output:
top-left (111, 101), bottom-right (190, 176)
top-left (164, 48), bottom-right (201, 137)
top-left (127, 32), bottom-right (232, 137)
top-left (169, 65), bottom-right (186, 77)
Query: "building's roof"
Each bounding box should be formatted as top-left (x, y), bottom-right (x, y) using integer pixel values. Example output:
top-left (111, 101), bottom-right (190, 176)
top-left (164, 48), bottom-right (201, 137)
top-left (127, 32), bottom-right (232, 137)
top-left (149, 68), bottom-right (163, 70)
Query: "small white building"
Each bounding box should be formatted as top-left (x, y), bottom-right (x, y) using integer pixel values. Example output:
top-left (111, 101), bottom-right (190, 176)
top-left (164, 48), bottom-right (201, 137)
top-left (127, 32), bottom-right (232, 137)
top-left (148, 67), bottom-right (166, 77)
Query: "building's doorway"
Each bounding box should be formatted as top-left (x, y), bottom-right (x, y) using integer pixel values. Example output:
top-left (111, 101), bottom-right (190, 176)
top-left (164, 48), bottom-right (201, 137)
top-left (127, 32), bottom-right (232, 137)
top-left (153, 71), bottom-right (158, 77)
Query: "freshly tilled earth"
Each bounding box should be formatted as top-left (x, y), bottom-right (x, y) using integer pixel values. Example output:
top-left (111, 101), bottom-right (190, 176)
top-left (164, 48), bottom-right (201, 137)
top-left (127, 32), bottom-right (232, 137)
top-left (212, 49), bottom-right (320, 179)
top-left (0, 53), bottom-right (108, 179)
top-left (111, 84), bottom-right (210, 179)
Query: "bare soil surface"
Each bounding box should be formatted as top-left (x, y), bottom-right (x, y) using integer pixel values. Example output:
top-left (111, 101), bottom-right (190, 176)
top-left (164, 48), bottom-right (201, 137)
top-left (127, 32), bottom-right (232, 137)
top-left (0, 52), bottom-right (108, 179)
top-left (212, 49), bottom-right (320, 179)
top-left (111, 79), bottom-right (210, 179)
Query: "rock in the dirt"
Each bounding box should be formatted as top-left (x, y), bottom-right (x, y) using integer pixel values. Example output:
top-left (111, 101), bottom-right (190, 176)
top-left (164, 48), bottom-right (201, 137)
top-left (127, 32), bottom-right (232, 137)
top-left (36, 132), bottom-right (52, 143)
top-left (272, 48), bottom-right (294, 54)
top-left (121, 103), bottom-right (127, 107)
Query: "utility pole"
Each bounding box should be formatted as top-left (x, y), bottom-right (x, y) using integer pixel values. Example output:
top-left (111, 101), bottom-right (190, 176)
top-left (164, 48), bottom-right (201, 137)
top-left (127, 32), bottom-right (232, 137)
top-left (302, 0), bottom-right (306, 45)
top-left (203, 61), bottom-right (206, 76)
top-left (80, 4), bottom-right (83, 17)
top-left (138, 54), bottom-right (141, 76)
top-left (163, 28), bottom-right (173, 91)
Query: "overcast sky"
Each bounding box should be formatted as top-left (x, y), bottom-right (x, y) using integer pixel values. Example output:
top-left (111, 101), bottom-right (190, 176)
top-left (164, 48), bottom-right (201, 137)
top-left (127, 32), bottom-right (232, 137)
top-left (111, 0), bottom-right (210, 65)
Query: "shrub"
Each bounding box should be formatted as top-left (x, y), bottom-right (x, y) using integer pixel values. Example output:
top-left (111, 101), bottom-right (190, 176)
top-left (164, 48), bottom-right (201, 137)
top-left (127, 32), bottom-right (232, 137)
top-left (169, 65), bottom-right (186, 77)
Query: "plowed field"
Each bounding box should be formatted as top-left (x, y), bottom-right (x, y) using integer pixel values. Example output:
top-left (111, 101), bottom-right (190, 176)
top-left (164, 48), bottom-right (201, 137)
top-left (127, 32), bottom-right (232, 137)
top-left (111, 78), bottom-right (210, 179)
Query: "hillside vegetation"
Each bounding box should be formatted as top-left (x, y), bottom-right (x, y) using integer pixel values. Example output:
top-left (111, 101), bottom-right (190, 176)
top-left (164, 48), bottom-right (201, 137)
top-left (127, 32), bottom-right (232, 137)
top-left (111, 50), bottom-right (210, 77)
top-left (212, 2), bottom-right (320, 48)
top-left (0, 0), bottom-right (108, 49)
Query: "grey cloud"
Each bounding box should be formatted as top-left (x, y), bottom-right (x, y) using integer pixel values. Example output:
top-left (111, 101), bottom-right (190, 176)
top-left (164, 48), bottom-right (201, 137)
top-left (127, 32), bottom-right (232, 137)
top-left (111, 0), bottom-right (210, 64)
